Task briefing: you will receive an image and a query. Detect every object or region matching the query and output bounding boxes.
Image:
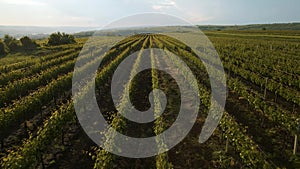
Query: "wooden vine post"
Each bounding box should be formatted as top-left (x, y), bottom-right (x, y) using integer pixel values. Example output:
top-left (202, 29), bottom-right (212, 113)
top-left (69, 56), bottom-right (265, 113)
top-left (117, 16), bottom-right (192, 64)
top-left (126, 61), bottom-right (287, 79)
top-left (293, 103), bottom-right (296, 113)
top-left (293, 122), bottom-right (300, 155)
top-left (294, 135), bottom-right (298, 155)
top-left (90, 46), bottom-right (95, 57)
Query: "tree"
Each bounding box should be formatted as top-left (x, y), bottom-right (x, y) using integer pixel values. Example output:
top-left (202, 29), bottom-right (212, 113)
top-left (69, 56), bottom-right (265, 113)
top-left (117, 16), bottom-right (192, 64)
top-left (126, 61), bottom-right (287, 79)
top-left (20, 36), bottom-right (38, 50)
top-left (0, 40), bottom-right (9, 56)
top-left (3, 34), bottom-right (20, 52)
top-left (47, 32), bottom-right (61, 46)
top-left (47, 32), bottom-right (76, 46)
top-left (61, 33), bottom-right (76, 44)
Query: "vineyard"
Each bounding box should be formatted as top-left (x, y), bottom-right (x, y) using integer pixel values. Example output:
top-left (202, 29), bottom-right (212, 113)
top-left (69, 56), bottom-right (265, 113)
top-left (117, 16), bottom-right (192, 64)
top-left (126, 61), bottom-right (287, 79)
top-left (0, 30), bottom-right (299, 169)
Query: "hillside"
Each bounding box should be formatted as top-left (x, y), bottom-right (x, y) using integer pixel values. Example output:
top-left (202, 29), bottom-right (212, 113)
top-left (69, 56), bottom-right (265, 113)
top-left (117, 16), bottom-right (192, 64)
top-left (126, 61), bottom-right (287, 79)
top-left (198, 22), bottom-right (300, 31)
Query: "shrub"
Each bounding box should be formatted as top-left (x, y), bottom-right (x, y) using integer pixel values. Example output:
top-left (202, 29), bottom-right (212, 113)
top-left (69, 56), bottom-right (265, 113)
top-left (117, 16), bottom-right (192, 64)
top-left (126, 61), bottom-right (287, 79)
top-left (3, 34), bottom-right (20, 52)
top-left (0, 40), bottom-right (9, 56)
top-left (20, 36), bottom-right (39, 50)
top-left (47, 32), bottom-right (76, 46)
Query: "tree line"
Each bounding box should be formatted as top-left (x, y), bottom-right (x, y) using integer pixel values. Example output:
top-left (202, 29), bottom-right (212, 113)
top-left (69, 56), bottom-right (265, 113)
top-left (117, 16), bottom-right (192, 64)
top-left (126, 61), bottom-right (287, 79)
top-left (0, 32), bottom-right (76, 57)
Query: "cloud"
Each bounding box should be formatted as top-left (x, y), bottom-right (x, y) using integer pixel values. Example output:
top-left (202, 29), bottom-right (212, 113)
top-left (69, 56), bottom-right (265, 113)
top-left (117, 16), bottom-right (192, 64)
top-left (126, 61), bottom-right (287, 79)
top-left (0, 0), bottom-right (46, 6)
top-left (45, 15), bottom-right (98, 27)
top-left (150, 0), bottom-right (213, 23)
top-left (186, 12), bottom-right (214, 24)
top-left (152, 0), bottom-right (177, 10)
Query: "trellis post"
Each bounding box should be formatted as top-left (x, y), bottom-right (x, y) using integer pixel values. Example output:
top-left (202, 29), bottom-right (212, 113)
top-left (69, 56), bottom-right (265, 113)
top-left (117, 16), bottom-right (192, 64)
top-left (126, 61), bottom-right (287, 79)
top-left (293, 121), bottom-right (300, 155)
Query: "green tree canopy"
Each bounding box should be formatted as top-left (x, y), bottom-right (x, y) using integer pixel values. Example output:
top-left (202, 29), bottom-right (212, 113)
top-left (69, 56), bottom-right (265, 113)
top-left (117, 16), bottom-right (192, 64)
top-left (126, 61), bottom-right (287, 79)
top-left (47, 32), bottom-right (76, 46)
top-left (3, 34), bottom-right (20, 52)
top-left (20, 36), bottom-right (39, 50)
top-left (0, 39), bottom-right (9, 56)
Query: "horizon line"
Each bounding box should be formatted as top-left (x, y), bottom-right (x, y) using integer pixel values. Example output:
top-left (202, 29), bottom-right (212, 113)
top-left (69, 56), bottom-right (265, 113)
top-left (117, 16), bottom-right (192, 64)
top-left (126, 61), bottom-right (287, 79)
top-left (0, 22), bottom-right (299, 28)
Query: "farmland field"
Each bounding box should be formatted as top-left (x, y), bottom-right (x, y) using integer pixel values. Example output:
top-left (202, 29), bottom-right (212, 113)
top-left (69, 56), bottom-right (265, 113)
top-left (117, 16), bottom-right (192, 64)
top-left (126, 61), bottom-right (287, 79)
top-left (0, 29), bottom-right (299, 169)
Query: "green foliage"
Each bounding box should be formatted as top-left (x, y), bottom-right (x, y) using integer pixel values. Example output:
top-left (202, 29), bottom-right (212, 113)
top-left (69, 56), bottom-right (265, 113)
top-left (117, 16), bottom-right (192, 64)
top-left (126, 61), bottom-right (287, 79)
top-left (47, 32), bottom-right (76, 46)
top-left (3, 34), bottom-right (14, 45)
top-left (157, 34), bottom-right (273, 168)
top-left (93, 36), bottom-right (146, 169)
top-left (0, 32), bottom-right (298, 168)
top-left (3, 34), bottom-right (20, 52)
top-left (0, 53), bottom-right (78, 107)
top-left (20, 36), bottom-right (39, 50)
top-left (0, 39), bottom-right (9, 56)
top-left (0, 49), bottom-right (78, 86)
top-left (1, 102), bottom-right (76, 169)
top-left (0, 35), bottom-right (42, 56)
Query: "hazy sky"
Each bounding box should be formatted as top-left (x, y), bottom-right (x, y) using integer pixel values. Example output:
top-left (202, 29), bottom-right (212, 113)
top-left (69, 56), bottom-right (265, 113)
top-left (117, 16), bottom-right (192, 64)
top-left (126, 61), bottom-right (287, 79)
top-left (0, 0), bottom-right (299, 27)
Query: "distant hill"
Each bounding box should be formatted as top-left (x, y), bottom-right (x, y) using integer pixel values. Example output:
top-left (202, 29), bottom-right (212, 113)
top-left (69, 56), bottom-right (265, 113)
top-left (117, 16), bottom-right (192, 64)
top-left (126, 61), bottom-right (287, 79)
top-left (198, 22), bottom-right (300, 31)
top-left (74, 23), bottom-right (300, 38)
top-left (0, 23), bottom-right (299, 39)
top-left (0, 26), bottom-right (97, 39)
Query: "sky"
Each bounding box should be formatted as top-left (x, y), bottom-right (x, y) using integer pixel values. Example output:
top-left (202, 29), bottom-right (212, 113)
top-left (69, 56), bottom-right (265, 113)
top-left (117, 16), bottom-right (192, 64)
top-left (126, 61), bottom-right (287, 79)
top-left (0, 0), bottom-right (299, 27)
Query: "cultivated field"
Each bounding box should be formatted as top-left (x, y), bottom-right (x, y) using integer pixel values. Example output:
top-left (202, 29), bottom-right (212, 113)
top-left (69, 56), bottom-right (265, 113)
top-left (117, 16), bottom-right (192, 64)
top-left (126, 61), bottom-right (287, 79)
top-left (0, 30), bottom-right (299, 169)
